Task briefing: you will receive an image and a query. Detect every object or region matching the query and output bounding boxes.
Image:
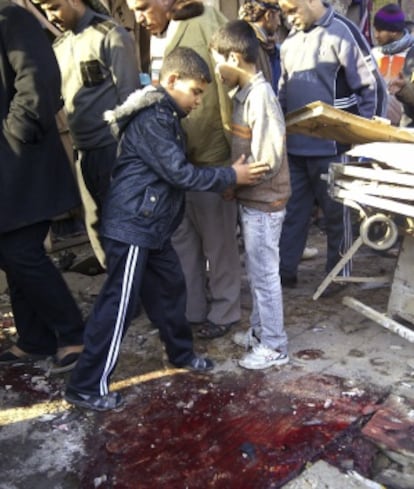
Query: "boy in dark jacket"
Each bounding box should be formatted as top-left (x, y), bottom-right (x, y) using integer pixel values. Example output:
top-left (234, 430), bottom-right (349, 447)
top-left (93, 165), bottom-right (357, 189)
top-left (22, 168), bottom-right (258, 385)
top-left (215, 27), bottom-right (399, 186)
top-left (65, 46), bottom-right (269, 411)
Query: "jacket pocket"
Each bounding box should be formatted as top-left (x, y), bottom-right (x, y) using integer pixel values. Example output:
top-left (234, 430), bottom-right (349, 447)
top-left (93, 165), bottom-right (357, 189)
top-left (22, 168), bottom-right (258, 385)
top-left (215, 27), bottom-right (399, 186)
top-left (137, 186), bottom-right (159, 217)
top-left (80, 60), bottom-right (106, 87)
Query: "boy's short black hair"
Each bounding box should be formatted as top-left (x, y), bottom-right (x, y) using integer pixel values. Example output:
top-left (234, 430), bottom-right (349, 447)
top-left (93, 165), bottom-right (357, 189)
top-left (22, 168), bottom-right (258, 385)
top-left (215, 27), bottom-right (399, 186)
top-left (160, 47), bottom-right (212, 83)
top-left (210, 20), bottom-right (259, 64)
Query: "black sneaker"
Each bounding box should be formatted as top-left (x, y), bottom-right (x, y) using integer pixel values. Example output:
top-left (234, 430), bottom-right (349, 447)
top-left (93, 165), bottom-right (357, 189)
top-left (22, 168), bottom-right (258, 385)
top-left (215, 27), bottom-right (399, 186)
top-left (180, 356), bottom-right (214, 372)
top-left (64, 388), bottom-right (124, 412)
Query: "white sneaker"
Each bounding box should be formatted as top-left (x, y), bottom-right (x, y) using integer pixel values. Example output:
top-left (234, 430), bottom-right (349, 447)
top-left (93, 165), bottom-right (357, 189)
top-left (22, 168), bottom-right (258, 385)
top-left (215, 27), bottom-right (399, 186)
top-left (232, 328), bottom-right (260, 351)
top-left (301, 246), bottom-right (319, 260)
top-left (239, 344), bottom-right (289, 370)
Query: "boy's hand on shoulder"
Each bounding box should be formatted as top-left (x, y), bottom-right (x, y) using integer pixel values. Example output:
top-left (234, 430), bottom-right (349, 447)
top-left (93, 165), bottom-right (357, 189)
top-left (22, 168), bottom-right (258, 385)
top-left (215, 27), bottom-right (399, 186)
top-left (232, 154), bottom-right (270, 185)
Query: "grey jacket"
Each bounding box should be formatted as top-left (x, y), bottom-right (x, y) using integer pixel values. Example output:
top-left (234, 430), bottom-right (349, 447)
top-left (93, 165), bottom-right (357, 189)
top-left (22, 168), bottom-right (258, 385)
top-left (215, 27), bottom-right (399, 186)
top-left (232, 73), bottom-right (291, 212)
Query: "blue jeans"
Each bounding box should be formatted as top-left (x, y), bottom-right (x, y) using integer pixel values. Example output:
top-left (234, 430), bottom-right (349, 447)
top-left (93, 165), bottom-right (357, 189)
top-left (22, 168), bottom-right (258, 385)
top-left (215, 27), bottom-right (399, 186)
top-left (240, 205), bottom-right (288, 354)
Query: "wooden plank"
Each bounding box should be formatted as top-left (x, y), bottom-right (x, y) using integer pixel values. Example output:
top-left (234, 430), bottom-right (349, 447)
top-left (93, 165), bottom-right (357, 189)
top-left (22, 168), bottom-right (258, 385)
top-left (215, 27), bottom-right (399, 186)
top-left (335, 179), bottom-right (414, 201)
top-left (313, 236), bottom-right (364, 300)
top-left (362, 395), bottom-right (414, 458)
top-left (336, 276), bottom-right (390, 284)
top-left (286, 101), bottom-right (414, 144)
top-left (347, 142), bottom-right (414, 173)
top-left (333, 188), bottom-right (414, 218)
top-left (343, 296), bottom-right (414, 342)
top-left (330, 163), bottom-right (414, 187)
top-left (388, 235), bottom-right (414, 324)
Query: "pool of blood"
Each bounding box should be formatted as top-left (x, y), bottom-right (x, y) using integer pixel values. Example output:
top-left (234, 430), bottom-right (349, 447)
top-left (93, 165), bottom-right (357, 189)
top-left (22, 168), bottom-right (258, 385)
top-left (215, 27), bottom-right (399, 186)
top-left (77, 372), bottom-right (385, 488)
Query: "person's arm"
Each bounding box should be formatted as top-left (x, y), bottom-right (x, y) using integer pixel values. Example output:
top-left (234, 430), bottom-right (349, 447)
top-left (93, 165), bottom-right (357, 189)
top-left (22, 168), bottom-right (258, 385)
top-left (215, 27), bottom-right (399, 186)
top-left (124, 109), bottom-right (267, 192)
top-left (277, 44), bottom-right (288, 114)
top-left (105, 26), bottom-right (141, 103)
top-left (247, 85), bottom-right (286, 176)
top-left (338, 27), bottom-right (387, 118)
top-left (393, 46), bottom-right (414, 121)
top-left (4, 5), bottom-right (62, 143)
top-left (395, 81), bottom-right (414, 107)
top-left (390, 73), bottom-right (414, 120)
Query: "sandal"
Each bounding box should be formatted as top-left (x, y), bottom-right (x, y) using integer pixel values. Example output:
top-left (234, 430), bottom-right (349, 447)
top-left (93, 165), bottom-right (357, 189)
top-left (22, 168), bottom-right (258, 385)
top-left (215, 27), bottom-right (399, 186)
top-left (49, 345), bottom-right (83, 374)
top-left (197, 321), bottom-right (235, 340)
top-left (0, 345), bottom-right (49, 365)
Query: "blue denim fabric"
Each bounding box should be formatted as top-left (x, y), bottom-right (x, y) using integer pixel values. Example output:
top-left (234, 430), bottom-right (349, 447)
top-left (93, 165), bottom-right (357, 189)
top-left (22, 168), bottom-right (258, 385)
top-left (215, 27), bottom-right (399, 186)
top-left (240, 205), bottom-right (288, 354)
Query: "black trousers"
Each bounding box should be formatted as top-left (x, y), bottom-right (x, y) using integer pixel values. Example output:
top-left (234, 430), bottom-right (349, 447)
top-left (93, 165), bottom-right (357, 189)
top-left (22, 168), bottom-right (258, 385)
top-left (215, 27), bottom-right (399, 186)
top-left (79, 143), bottom-right (117, 213)
top-left (76, 143), bottom-right (118, 267)
top-left (0, 221), bottom-right (84, 355)
top-left (68, 237), bottom-right (194, 396)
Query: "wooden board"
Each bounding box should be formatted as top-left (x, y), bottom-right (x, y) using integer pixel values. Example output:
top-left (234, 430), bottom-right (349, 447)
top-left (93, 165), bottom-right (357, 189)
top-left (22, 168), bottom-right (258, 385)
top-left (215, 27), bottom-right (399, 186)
top-left (285, 101), bottom-right (414, 144)
top-left (388, 234), bottom-right (414, 324)
top-left (329, 163), bottom-right (414, 187)
top-left (362, 393), bottom-right (414, 456)
top-left (347, 142), bottom-right (414, 173)
top-left (330, 162), bottom-right (414, 187)
top-left (335, 178), bottom-right (414, 200)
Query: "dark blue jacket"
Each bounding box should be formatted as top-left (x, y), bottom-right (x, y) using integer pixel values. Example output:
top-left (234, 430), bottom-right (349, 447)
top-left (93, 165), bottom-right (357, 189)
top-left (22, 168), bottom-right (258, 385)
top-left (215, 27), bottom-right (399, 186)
top-left (101, 86), bottom-right (236, 249)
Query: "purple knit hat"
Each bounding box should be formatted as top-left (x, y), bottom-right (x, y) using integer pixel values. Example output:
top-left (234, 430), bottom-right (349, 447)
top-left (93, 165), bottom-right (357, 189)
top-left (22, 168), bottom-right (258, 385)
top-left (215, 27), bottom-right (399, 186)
top-left (374, 3), bottom-right (405, 32)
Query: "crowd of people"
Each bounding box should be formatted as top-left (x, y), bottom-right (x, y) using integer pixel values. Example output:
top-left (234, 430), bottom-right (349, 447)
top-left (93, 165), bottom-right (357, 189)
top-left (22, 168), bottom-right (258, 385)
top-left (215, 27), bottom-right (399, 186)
top-left (0, 0), bottom-right (412, 411)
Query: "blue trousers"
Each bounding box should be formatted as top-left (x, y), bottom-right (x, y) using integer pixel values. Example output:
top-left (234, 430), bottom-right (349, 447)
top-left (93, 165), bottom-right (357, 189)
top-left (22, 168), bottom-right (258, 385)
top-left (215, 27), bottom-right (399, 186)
top-left (68, 237), bottom-right (194, 396)
top-left (0, 221), bottom-right (83, 355)
top-left (280, 154), bottom-right (351, 279)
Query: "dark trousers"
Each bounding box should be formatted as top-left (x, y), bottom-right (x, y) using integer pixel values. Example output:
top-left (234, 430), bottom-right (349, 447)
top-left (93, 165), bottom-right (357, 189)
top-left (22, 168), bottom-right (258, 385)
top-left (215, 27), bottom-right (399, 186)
top-left (68, 237), bottom-right (194, 396)
top-left (79, 143), bottom-right (117, 212)
top-left (76, 143), bottom-right (118, 267)
top-left (280, 154), bottom-right (349, 279)
top-left (0, 221), bottom-right (84, 355)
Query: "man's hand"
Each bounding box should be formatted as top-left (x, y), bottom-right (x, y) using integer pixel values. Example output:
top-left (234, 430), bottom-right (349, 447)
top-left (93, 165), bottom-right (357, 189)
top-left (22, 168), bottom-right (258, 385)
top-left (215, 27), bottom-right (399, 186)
top-left (388, 72), bottom-right (407, 95)
top-left (232, 154), bottom-right (270, 185)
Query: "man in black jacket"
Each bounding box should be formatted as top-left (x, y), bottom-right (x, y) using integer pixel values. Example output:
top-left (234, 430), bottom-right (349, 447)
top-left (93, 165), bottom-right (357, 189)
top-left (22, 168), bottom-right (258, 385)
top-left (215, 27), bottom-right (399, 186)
top-left (0, 0), bottom-right (84, 372)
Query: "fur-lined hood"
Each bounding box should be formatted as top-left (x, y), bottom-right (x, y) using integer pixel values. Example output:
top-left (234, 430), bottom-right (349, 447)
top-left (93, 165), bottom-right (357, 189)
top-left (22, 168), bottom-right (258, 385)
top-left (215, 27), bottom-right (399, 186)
top-left (104, 85), bottom-right (165, 139)
top-left (170, 0), bottom-right (204, 21)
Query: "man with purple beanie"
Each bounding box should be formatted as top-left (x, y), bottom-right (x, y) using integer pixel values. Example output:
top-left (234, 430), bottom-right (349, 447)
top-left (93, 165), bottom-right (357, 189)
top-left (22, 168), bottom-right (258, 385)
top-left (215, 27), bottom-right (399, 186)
top-left (372, 3), bottom-right (414, 125)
